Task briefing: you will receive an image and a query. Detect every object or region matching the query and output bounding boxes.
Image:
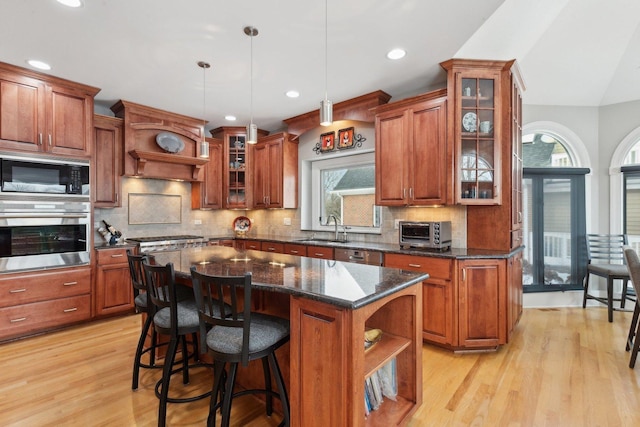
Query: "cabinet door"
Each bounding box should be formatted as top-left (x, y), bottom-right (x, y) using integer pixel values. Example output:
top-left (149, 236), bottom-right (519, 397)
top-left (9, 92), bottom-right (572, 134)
top-left (266, 140), bottom-right (284, 207)
top-left (0, 74), bottom-right (45, 152)
top-left (410, 98), bottom-right (448, 205)
top-left (95, 263), bottom-right (133, 316)
top-left (192, 137), bottom-right (223, 209)
top-left (252, 142), bottom-right (269, 208)
top-left (458, 259), bottom-right (505, 348)
top-left (375, 109), bottom-right (409, 205)
top-left (507, 252), bottom-right (523, 340)
top-left (47, 84), bottom-right (93, 157)
top-left (93, 115), bottom-right (122, 207)
top-left (306, 246), bottom-right (334, 260)
top-left (385, 253), bottom-right (455, 346)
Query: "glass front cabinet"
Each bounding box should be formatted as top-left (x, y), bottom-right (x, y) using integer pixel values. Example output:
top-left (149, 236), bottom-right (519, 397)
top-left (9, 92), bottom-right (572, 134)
top-left (441, 60), bottom-right (513, 206)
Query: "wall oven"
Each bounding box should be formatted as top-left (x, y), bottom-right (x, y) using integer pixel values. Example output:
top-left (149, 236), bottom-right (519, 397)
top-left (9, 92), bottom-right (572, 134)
top-left (0, 200), bottom-right (91, 273)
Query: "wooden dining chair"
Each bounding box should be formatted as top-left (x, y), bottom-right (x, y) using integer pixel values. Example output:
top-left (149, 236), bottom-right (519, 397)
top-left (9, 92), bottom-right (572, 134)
top-left (623, 247), bottom-right (640, 368)
top-left (582, 234), bottom-right (634, 322)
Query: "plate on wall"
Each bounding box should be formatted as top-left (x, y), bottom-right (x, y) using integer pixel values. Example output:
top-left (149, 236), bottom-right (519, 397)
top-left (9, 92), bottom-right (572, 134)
top-left (462, 112), bottom-right (477, 132)
top-left (233, 216), bottom-right (252, 233)
top-left (156, 132), bottom-right (185, 153)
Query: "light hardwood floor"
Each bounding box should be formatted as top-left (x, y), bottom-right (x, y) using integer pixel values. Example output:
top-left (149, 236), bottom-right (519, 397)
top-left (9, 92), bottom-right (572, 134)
top-left (0, 307), bottom-right (639, 426)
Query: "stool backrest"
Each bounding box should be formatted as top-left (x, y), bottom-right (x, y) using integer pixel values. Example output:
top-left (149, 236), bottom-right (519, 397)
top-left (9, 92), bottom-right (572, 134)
top-left (624, 247), bottom-right (640, 296)
top-left (143, 261), bottom-right (178, 327)
top-left (190, 267), bottom-right (252, 365)
top-left (126, 250), bottom-right (154, 297)
top-left (587, 234), bottom-right (627, 265)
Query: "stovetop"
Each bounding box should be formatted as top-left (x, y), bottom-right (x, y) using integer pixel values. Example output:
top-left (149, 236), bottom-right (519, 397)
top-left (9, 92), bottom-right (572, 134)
top-left (126, 235), bottom-right (204, 243)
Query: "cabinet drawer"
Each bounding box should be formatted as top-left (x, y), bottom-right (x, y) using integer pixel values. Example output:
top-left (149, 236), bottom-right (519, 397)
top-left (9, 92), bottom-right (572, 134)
top-left (245, 240), bottom-right (262, 251)
top-left (261, 242), bottom-right (284, 253)
top-left (284, 244), bottom-right (307, 257)
top-left (0, 294), bottom-right (91, 341)
top-left (0, 267), bottom-right (91, 308)
top-left (306, 246), bottom-right (334, 259)
top-left (385, 254), bottom-right (453, 280)
top-left (96, 247), bottom-right (129, 265)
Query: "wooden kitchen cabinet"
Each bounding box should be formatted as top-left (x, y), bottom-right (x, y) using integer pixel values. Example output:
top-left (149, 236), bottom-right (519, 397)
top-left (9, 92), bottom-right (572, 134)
top-left (261, 241), bottom-right (284, 253)
top-left (191, 137), bottom-right (223, 209)
top-left (94, 247), bottom-right (134, 317)
top-left (441, 58), bottom-right (524, 251)
top-left (0, 61), bottom-right (98, 158)
top-left (305, 245), bottom-right (334, 260)
top-left (385, 253), bottom-right (455, 346)
top-left (507, 251), bottom-right (523, 341)
top-left (210, 126), bottom-right (268, 209)
top-left (457, 258), bottom-right (506, 348)
top-left (251, 132), bottom-right (298, 209)
top-left (0, 267), bottom-right (92, 342)
top-left (284, 243), bottom-right (307, 257)
top-left (93, 115), bottom-right (123, 207)
top-left (374, 90), bottom-right (450, 206)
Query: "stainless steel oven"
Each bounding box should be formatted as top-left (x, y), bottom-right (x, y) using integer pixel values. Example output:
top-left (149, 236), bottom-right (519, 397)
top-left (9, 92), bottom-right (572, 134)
top-left (0, 200), bottom-right (91, 273)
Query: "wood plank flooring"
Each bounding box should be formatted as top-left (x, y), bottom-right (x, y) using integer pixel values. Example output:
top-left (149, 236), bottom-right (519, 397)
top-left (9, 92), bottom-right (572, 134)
top-left (0, 307), bottom-right (639, 426)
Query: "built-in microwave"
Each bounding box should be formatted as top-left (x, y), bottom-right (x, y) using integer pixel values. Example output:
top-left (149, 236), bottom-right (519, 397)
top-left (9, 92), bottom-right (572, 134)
top-left (399, 221), bottom-right (452, 250)
top-left (0, 154), bottom-right (89, 198)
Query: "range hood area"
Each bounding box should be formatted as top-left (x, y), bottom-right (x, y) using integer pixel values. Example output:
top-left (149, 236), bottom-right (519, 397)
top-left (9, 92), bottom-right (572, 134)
top-left (111, 100), bottom-right (208, 181)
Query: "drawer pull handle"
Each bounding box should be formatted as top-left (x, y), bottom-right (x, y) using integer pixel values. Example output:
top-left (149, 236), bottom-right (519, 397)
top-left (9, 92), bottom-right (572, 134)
top-left (9, 288), bottom-right (27, 293)
top-left (10, 317), bottom-right (27, 323)
top-left (63, 307), bottom-right (78, 313)
top-left (408, 263), bottom-right (422, 268)
top-left (111, 254), bottom-right (124, 258)
top-left (314, 253), bottom-right (324, 257)
top-left (63, 281), bottom-right (78, 286)
top-left (290, 250), bottom-right (299, 254)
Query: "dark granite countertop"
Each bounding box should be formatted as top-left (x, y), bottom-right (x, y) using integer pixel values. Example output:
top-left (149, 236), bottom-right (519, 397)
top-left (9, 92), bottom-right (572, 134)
top-left (209, 235), bottom-right (523, 260)
top-left (173, 246), bottom-right (428, 310)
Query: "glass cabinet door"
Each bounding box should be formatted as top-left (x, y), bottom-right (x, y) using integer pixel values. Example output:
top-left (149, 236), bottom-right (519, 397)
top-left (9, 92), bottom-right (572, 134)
top-left (459, 77), bottom-right (498, 202)
top-left (227, 134), bottom-right (247, 207)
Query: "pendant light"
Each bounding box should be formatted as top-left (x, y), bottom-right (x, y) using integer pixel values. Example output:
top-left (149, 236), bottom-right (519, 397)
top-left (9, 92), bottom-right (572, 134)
top-left (245, 26), bottom-right (259, 144)
top-left (319, 0), bottom-right (333, 126)
top-left (197, 60), bottom-right (211, 158)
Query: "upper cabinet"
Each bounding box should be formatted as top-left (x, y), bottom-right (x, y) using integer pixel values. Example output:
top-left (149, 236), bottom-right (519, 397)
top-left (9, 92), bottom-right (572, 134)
top-left (210, 126), bottom-right (268, 209)
top-left (93, 115), bottom-right (123, 208)
top-left (251, 132), bottom-right (298, 209)
top-left (191, 137), bottom-right (223, 210)
top-left (441, 58), bottom-right (525, 251)
top-left (374, 90), bottom-right (450, 206)
top-left (0, 61), bottom-right (99, 158)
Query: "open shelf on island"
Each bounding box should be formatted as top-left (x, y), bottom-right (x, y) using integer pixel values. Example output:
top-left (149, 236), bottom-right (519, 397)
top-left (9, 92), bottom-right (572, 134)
top-left (364, 332), bottom-right (410, 379)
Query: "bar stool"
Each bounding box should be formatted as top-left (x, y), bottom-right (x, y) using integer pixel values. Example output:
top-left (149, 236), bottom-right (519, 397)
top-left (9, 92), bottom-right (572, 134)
top-left (143, 261), bottom-right (210, 427)
top-left (190, 267), bottom-right (290, 427)
top-left (623, 247), bottom-right (640, 368)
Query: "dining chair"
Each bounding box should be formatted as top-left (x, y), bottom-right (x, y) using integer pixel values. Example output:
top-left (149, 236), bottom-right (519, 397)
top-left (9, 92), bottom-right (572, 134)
top-left (190, 267), bottom-right (290, 427)
top-left (582, 234), bottom-right (634, 322)
top-left (623, 247), bottom-right (640, 368)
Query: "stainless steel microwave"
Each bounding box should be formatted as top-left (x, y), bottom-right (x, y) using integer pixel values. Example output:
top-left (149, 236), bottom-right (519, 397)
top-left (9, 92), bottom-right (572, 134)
top-left (0, 154), bottom-right (89, 198)
top-left (399, 221), bottom-right (452, 250)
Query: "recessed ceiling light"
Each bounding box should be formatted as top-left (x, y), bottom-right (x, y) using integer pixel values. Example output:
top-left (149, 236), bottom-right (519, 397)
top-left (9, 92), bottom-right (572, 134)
top-left (286, 90), bottom-right (300, 98)
top-left (386, 48), bottom-right (406, 60)
top-left (225, 115), bottom-right (237, 121)
top-left (56, 0), bottom-right (83, 7)
top-left (27, 59), bottom-right (51, 70)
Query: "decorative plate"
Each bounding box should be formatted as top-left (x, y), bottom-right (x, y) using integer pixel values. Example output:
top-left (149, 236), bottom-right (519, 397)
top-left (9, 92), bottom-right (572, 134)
top-left (155, 132), bottom-right (185, 154)
top-left (233, 216), bottom-right (252, 233)
top-left (462, 112), bottom-right (477, 132)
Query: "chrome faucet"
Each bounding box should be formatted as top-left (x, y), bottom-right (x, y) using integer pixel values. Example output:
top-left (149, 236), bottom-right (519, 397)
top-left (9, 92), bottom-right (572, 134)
top-left (320, 215), bottom-right (339, 241)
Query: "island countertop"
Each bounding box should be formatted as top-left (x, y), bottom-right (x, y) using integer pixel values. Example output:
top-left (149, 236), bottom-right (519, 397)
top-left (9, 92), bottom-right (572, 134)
top-left (172, 245), bottom-right (428, 309)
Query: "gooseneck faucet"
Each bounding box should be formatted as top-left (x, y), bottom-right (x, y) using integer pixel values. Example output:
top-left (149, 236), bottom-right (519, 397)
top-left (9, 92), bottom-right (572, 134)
top-left (321, 215), bottom-right (339, 241)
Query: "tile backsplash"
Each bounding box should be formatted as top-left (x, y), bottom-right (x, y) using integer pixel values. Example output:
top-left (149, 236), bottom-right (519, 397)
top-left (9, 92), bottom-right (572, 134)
top-left (95, 177), bottom-right (467, 248)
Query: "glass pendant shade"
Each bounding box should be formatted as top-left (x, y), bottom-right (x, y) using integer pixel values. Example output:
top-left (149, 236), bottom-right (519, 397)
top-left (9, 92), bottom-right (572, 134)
top-left (247, 123), bottom-right (258, 144)
top-left (320, 98), bottom-right (333, 126)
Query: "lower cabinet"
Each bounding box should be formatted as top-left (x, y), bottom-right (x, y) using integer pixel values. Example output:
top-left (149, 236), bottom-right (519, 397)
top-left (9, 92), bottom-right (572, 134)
top-left (385, 253), bottom-right (520, 350)
top-left (95, 247), bottom-right (134, 317)
top-left (0, 267), bottom-right (92, 341)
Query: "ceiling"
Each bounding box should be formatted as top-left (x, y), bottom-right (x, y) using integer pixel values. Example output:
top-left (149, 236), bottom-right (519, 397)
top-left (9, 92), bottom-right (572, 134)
top-left (2, 0), bottom-right (640, 133)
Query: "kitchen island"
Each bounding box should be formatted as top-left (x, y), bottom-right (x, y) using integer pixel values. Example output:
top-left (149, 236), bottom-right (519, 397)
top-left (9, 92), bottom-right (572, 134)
top-left (173, 245), bottom-right (427, 427)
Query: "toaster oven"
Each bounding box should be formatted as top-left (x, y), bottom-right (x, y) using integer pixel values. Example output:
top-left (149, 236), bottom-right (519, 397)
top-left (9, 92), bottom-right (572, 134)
top-left (399, 221), bottom-right (452, 250)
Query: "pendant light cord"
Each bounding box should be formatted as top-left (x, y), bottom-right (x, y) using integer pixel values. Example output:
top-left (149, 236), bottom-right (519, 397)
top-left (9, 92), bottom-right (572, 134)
top-left (250, 26), bottom-right (254, 125)
top-left (324, 0), bottom-right (328, 101)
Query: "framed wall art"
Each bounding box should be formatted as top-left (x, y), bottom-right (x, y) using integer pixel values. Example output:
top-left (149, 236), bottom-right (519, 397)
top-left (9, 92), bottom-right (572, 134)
top-left (320, 131), bottom-right (335, 152)
top-left (337, 127), bottom-right (355, 149)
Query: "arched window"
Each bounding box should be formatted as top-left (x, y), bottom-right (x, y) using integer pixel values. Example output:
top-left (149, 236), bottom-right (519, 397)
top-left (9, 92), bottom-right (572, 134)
top-left (521, 124), bottom-right (589, 293)
top-left (619, 131), bottom-right (640, 250)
